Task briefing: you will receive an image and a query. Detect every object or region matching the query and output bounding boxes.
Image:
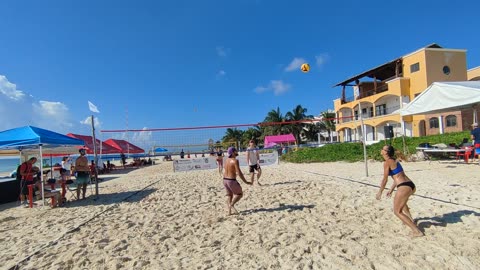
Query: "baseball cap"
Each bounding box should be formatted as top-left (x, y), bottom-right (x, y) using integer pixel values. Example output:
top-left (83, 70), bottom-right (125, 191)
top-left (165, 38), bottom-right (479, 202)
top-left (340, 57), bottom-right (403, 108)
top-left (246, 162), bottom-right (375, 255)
top-left (79, 148), bottom-right (86, 153)
top-left (227, 147), bottom-right (237, 156)
top-left (473, 123), bottom-right (478, 127)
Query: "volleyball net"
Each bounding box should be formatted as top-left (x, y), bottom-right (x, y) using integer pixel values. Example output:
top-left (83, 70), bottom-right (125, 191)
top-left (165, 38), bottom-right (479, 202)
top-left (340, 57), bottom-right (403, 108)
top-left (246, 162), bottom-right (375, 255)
top-left (99, 119), bottom-right (338, 171)
top-left (100, 123), bottom-right (258, 156)
top-left (99, 118), bottom-right (338, 155)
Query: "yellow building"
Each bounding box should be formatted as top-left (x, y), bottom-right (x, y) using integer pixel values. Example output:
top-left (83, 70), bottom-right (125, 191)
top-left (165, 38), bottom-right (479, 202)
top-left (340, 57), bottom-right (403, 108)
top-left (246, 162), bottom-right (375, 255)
top-left (333, 43), bottom-right (480, 143)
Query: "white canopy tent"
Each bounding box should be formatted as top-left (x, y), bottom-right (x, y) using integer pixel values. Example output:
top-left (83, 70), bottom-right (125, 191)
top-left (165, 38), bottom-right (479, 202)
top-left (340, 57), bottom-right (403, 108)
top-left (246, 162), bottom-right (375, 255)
top-left (401, 82), bottom-right (480, 124)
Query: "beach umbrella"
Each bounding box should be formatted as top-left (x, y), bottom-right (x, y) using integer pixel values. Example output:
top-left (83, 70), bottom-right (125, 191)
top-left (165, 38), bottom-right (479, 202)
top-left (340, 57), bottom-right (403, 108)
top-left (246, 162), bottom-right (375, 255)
top-left (155, 147), bottom-right (168, 152)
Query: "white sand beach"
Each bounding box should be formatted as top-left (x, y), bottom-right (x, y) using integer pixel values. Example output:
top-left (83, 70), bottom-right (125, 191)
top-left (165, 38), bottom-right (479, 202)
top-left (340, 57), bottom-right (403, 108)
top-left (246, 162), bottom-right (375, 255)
top-left (0, 160), bottom-right (479, 269)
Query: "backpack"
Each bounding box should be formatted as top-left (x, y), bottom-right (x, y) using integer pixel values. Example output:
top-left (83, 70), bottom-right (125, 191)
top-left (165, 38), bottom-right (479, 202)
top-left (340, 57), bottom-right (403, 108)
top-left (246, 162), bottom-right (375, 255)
top-left (15, 162), bottom-right (29, 181)
top-left (15, 164), bottom-right (23, 181)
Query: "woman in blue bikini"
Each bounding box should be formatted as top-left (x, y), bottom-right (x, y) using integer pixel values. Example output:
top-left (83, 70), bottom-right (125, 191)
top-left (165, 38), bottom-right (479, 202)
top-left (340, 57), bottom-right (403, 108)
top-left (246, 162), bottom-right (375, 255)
top-left (376, 145), bottom-right (424, 237)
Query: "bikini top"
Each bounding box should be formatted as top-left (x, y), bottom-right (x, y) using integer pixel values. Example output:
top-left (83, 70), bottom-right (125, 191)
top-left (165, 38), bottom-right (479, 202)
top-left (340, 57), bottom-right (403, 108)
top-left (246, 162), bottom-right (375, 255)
top-left (388, 161), bottom-right (404, 176)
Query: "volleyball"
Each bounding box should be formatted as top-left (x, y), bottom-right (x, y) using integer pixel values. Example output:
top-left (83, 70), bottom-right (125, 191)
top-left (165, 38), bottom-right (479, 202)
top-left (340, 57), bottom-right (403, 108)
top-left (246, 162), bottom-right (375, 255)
top-left (300, 63), bottom-right (310, 73)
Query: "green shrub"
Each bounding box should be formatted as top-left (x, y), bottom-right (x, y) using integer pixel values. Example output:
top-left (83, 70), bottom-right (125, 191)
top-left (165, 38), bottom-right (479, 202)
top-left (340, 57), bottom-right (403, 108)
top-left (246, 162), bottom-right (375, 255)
top-left (281, 131), bottom-right (471, 163)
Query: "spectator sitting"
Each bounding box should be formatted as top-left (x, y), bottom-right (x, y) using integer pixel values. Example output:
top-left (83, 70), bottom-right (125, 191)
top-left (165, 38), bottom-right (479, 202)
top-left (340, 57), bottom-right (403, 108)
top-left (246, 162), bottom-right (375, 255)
top-left (107, 160), bottom-right (116, 170)
top-left (34, 180), bottom-right (62, 208)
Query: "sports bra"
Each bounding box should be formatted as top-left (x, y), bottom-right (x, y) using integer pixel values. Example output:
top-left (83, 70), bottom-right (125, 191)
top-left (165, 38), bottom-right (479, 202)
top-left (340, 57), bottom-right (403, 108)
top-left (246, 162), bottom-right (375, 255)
top-left (388, 161), bottom-right (404, 176)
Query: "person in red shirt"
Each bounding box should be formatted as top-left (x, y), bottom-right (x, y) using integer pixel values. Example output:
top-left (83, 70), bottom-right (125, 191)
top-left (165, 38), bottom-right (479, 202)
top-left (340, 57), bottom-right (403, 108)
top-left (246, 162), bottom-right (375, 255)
top-left (19, 157), bottom-right (38, 206)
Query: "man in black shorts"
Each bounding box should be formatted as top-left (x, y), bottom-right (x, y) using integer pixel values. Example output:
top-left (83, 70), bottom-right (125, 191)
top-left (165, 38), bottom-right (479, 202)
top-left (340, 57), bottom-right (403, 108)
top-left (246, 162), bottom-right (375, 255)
top-left (246, 140), bottom-right (262, 185)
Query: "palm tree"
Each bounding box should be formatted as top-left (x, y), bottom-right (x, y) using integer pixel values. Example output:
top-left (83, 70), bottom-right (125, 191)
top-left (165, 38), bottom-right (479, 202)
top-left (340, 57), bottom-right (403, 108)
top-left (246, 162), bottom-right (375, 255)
top-left (285, 105), bottom-right (313, 144)
top-left (242, 126), bottom-right (262, 147)
top-left (319, 110), bottom-right (336, 142)
top-left (302, 122), bottom-right (322, 142)
top-left (262, 107), bottom-right (286, 136)
top-left (222, 128), bottom-right (244, 149)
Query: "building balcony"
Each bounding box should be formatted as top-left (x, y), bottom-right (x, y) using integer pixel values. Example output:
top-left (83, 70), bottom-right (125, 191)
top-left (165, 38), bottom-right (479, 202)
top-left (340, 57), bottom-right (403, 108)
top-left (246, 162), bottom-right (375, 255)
top-left (334, 77), bottom-right (410, 111)
top-left (337, 105), bottom-right (401, 125)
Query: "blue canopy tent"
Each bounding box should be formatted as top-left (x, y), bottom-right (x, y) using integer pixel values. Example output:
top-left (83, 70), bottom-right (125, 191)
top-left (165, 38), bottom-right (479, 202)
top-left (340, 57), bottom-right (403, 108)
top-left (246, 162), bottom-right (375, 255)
top-left (0, 126), bottom-right (85, 205)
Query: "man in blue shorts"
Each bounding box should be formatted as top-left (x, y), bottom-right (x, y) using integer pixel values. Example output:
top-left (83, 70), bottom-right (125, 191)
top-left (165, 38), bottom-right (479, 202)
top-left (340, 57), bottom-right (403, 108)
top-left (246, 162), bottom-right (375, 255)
top-left (74, 149), bottom-right (90, 199)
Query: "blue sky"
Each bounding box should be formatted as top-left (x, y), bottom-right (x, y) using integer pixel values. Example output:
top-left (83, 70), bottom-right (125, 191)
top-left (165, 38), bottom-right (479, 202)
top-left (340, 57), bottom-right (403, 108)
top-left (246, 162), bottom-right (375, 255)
top-left (1, 0), bottom-right (479, 136)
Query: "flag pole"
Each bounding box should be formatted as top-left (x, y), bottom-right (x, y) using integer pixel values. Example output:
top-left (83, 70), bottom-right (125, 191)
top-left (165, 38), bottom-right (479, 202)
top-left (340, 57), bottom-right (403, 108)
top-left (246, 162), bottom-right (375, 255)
top-left (91, 115), bottom-right (99, 197)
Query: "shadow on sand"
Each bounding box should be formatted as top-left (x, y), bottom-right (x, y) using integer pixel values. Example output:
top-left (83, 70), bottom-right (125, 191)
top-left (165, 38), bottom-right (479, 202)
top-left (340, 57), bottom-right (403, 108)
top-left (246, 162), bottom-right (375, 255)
top-left (416, 210), bottom-right (480, 230)
top-left (64, 188), bottom-right (157, 208)
top-left (241, 204), bottom-right (315, 215)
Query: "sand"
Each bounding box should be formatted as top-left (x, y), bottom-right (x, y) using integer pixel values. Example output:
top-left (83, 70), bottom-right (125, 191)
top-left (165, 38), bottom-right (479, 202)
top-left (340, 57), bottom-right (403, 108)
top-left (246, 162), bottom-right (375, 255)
top-left (0, 159), bottom-right (479, 269)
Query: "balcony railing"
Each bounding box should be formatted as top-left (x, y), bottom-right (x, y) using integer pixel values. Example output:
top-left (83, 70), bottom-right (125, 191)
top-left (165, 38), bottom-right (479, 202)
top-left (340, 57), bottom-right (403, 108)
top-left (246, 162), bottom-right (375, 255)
top-left (337, 105), bottom-right (401, 124)
top-left (340, 83), bottom-right (389, 104)
top-left (375, 105), bottom-right (400, 116)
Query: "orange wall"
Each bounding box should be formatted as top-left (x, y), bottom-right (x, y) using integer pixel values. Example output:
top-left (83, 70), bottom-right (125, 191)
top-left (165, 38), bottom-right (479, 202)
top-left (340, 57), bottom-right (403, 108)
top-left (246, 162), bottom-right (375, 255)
top-left (402, 50), bottom-right (429, 100)
top-left (468, 67), bottom-right (480, 80)
top-left (424, 49), bottom-right (467, 85)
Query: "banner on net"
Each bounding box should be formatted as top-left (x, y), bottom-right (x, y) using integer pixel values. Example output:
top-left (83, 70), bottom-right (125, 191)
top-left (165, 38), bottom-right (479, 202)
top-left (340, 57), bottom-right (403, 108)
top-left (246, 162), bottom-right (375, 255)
top-left (173, 151), bottom-right (279, 172)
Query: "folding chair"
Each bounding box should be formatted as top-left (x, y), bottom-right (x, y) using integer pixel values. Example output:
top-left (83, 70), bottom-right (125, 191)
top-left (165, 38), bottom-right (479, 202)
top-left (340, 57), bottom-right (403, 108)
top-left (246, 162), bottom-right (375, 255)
top-left (66, 177), bottom-right (94, 201)
top-left (66, 180), bottom-right (78, 201)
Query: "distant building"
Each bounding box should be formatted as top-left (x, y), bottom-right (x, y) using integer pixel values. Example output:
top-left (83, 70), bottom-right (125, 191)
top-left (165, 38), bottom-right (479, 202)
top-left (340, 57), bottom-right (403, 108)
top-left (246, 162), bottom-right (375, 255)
top-left (333, 43), bottom-right (480, 143)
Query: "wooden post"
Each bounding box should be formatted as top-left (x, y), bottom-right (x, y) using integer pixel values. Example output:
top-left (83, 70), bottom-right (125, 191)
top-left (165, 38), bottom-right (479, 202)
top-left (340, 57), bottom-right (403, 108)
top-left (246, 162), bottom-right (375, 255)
top-left (91, 115), bottom-right (99, 197)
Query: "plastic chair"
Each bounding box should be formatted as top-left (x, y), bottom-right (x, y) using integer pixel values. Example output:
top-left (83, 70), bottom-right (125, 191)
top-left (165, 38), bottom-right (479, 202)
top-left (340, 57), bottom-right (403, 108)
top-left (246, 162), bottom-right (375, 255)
top-left (456, 147), bottom-right (472, 163)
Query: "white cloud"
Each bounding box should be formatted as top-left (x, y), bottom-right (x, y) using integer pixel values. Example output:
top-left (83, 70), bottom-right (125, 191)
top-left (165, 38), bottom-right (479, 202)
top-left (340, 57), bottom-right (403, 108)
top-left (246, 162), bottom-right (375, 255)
top-left (216, 46), bottom-right (230, 58)
top-left (254, 80), bottom-right (291, 96)
top-left (131, 127), bottom-right (153, 150)
top-left (32, 101), bottom-right (74, 131)
top-left (0, 75), bottom-right (76, 133)
top-left (270, 80), bottom-right (291, 95)
top-left (315, 53), bottom-right (330, 68)
top-left (107, 127), bottom-right (154, 153)
top-left (0, 75), bottom-right (25, 100)
top-left (80, 116), bottom-right (102, 128)
top-left (285, 57), bottom-right (306, 72)
top-left (254, 86), bottom-right (269, 94)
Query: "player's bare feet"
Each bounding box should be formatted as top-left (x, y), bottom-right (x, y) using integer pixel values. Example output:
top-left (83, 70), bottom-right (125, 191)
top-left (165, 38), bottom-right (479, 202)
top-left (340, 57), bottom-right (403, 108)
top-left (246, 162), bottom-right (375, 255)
top-left (409, 230), bottom-right (424, 238)
top-left (228, 205), bottom-right (239, 215)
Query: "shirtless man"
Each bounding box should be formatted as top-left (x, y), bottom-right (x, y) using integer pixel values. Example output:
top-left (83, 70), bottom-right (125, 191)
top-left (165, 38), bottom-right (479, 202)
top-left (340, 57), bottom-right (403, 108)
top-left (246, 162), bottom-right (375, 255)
top-left (75, 149), bottom-right (90, 199)
top-left (223, 147), bottom-right (251, 215)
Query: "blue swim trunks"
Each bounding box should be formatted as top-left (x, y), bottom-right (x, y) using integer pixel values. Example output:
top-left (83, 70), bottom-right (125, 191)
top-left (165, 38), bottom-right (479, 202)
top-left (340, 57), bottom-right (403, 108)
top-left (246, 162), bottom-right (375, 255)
top-left (75, 171), bottom-right (90, 185)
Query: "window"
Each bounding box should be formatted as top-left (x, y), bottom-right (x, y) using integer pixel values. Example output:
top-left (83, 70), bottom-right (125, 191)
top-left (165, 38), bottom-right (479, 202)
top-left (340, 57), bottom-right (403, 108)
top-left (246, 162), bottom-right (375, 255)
top-left (362, 108), bottom-right (367, 118)
top-left (443, 66), bottom-right (451, 75)
top-left (446, 115), bottom-right (457, 127)
top-left (410, 62), bottom-right (420, 73)
top-left (429, 118), bottom-right (439, 129)
top-left (368, 107), bottom-right (374, 117)
top-left (375, 104), bottom-right (386, 116)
